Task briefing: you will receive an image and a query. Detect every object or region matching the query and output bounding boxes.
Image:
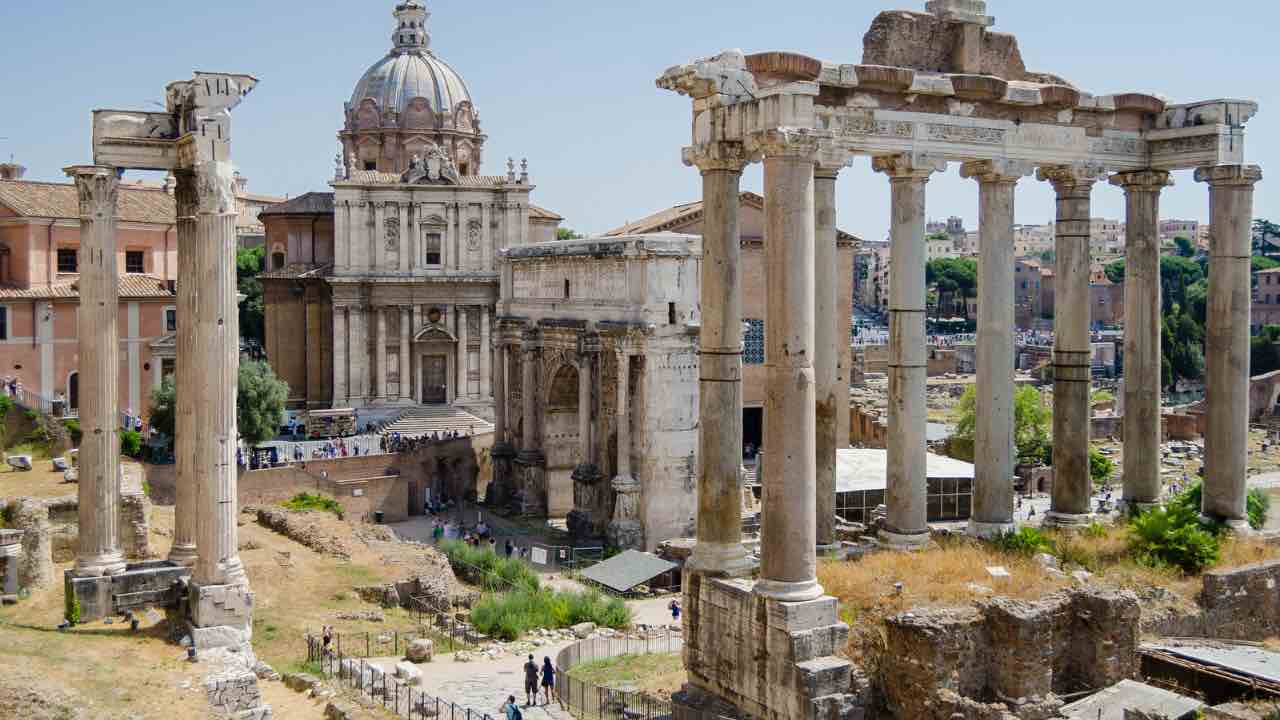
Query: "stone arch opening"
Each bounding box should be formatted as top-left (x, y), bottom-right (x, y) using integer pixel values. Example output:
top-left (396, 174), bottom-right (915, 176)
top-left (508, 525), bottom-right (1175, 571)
top-left (543, 363), bottom-right (580, 518)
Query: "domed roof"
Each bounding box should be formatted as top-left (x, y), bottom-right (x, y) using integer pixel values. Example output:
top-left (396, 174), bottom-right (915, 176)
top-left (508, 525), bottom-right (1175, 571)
top-left (349, 2), bottom-right (473, 117)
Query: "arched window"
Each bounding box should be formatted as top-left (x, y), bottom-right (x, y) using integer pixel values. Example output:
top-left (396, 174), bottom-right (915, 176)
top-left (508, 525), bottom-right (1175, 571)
top-left (563, 279), bottom-right (570, 299)
top-left (272, 252), bottom-right (286, 271)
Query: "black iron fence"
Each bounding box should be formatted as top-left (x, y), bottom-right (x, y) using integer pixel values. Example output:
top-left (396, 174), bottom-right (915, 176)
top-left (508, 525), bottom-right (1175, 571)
top-left (307, 634), bottom-right (496, 720)
top-left (311, 629), bottom-right (442, 662)
top-left (408, 595), bottom-right (484, 652)
top-left (554, 631), bottom-right (683, 720)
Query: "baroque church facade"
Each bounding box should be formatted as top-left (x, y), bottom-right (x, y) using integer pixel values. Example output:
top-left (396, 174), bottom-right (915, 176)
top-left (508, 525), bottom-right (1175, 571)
top-left (260, 0), bottom-right (561, 416)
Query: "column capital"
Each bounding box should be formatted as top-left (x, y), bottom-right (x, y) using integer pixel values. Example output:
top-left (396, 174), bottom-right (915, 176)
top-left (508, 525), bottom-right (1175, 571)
top-left (683, 142), bottom-right (750, 174)
top-left (1109, 169), bottom-right (1173, 192)
top-left (1037, 163), bottom-right (1107, 192)
top-left (959, 159), bottom-right (1034, 184)
top-left (63, 165), bottom-right (120, 218)
top-left (872, 153), bottom-right (948, 180)
top-left (747, 129), bottom-right (825, 161)
top-left (1195, 164), bottom-right (1263, 187)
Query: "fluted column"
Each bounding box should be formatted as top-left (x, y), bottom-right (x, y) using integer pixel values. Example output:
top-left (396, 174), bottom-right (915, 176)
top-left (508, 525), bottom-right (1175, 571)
top-left (873, 153), bottom-right (947, 548)
top-left (577, 352), bottom-right (592, 463)
top-left (494, 342), bottom-right (507, 442)
top-left (333, 306), bottom-right (348, 406)
top-left (685, 142), bottom-right (750, 577)
top-left (814, 162), bottom-right (843, 551)
top-left (457, 306), bottom-right (469, 401)
top-left (349, 306), bottom-right (367, 403)
top-left (1041, 165), bottom-right (1103, 525)
top-left (607, 346), bottom-right (643, 549)
top-left (521, 330), bottom-right (539, 451)
top-left (962, 160), bottom-right (1032, 537)
top-left (1111, 170), bottom-right (1173, 508)
top-left (480, 308), bottom-right (492, 399)
top-left (65, 165), bottom-right (126, 578)
top-left (1198, 164), bottom-right (1264, 530)
top-left (756, 132), bottom-right (821, 602)
top-left (169, 168), bottom-right (199, 566)
top-left (399, 306), bottom-right (411, 401)
top-left (375, 307), bottom-right (388, 401)
top-left (191, 160), bottom-right (245, 588)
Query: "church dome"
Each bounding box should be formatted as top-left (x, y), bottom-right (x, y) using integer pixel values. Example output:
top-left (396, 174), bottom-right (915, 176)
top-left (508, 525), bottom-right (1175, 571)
top-left (341, 1), bottom-right (485, 176)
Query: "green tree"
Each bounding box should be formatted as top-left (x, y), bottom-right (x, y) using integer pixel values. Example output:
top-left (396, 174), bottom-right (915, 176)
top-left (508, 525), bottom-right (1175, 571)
top-left (236, 246), bottom-right (266, 355)
top-left (1254, 218), bottom-right (1280, 258)
top-left (1089, 447), bottom-right (1114, 485)
top-left (1039, 249), bottom-right (1055, 265)
top-left (237, 360), bottom-right (289, 447)
top-left (1105, 259), bottom-right (1125, 284)
top-left (1161, 304), bottom-right (1205, 388)
top-left (1252, 325), bottom-right (1280, 377)
top-left (1173, 235), bottom-right (1195, 258)
top-left (1160, 255), bottom-right (1205, 312)
top-left (148, 362), bottom-right (289, 448)
top-left (926, 257), bottom-right (978, 318)
top-left (952, 385), bottom-right (1051, 465)
top-left (556, 228), bottom-right (584, 241)
top-left (1253, 255), bottom-right (1280, 273)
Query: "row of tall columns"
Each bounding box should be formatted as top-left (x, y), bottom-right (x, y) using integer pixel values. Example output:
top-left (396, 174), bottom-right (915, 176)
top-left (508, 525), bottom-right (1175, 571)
top-left (1114, 170), bottom-right (1172, 509)
top-left (686, 144), bottom-right (751, 576)
top-left (66, 166), bottom-right (127, 578)
top-left (813, 165), bottom-right (842, 551)
top-left (169, 168), bottom-right (200, 566)
top-left (1043, 166), bottom-right (1102, 524)
top-left (1201, 165), bottom-right (1264, 528)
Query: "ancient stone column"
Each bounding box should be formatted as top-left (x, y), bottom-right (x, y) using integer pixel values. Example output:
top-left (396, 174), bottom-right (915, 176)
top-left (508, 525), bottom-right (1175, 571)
top-left (1198, 165), bottom-right (1264, 530)
top-left (457, 306), bottom-right (469, 401)
top-left (521, 330), bottom-right (539, 451)
top-left (518, 328), bottom-right (546, 515)
top-left (873, 154), bottom-right (946, 549)
top-left (399, 306), bottom-right (412, 401)
top-left (685, 143), bottom-right (751, 577)
top-left (169, 167), bottom-right (199, 566)
top-left (1111, 170), bottom-right (1173, 508)
top-left (756, 132), bottom-right (822, 602)
top-left (190, 160), bottom-right (246, 589)
top-left (493, 341), bottom-right (507, 443)
top-left (375, 307), bottom-right (388, 401)
top-left (608, 348), bottom-right (642, 550)
top-left (1041, 165), bottom-right (1103, 525)
top-left (332, 306), bottom-right (348, 406)
top-left (814, 162), bottom-right (843, 552)
top-left (577, 352), bottom-right (593, 463)
top-left (65, 165), bottom-right (127, 578)
top-left (349, 306), bottom-right (367, 402)
top-left (962, 160), bottom-right (1031, 537)
top-left (480, 308), bottom-right (492, 399)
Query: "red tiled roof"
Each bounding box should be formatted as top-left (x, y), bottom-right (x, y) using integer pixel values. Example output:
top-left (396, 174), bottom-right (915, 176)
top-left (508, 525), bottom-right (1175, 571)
top-left (0, 274), bottom-right (173, 300)
top-left (0, 180), bottom-right (175, 224)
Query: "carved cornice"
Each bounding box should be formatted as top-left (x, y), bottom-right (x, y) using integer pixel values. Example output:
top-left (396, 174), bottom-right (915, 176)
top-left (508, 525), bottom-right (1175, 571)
top-left (871, 153), bottom-right (948, 180)
top-left (656, 50), bottom-right (758, 104)
top-left (63, 165), bottom-right (119, 220)
top-left (682, 142), bottom-right (751, 174)
top-left (1194, 164), bottom-right (1263, 187)
top-left (747, 128), bottom-right (826, 160)
top-left (959, 159), bottom-right (1035, 184)
top-left (1109, 169), bottom-right (1174, 193)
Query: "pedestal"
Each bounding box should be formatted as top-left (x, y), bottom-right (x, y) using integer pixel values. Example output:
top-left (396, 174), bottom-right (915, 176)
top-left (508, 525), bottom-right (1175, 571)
top-left (516, 450), bottom-right (546, 516)
top-left (607, 475), bottom-right (644, 551)
top-left (189, 582), bottom-right (255, 650)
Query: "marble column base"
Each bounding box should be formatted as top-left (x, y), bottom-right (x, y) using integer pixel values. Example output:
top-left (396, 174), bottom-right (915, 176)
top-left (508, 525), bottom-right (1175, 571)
top-left (876, 528), bottom-right (931, 551)
top-left (967, 520), bottom-right (1015, 539)
top-left (167, 543), bottom-right (199, 568)
top-left (1042, 512), bottom-right (1097, 529)
top-left (753, 577), bottom-right (824, 603)
top-left (686, 540), bottom-right (754, 578)
top-left (189, 581), bottom-right (254, 648)
top-left (73, 550), bottom-right (127, 578)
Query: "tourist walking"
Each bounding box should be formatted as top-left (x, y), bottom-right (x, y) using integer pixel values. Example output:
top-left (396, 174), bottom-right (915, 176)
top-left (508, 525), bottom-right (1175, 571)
top-left (523, 654), bottom-right (540, 706)
top-left (500, 695), bottom-right (522, 720)
top-left (540, 656), bottom-right (557, 706)
top-left (505, 539), bottom-right (514, 558)
top-left (669, 599), bottom-right (681, 622)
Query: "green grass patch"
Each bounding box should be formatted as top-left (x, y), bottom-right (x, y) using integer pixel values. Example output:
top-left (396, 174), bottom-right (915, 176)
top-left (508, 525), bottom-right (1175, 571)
top-left (438, 539), bottom-right (541, 592)
top-left (1167, 480), bottom-right (1269, 530)
top-left (470, 587), bottom-right (631, 641)
top-left (990, 526), bottom-right (1053, 556)
top-left (282, 492), bottom-right (344, 518)
top-left (566, 652), bottom-right (683, 689)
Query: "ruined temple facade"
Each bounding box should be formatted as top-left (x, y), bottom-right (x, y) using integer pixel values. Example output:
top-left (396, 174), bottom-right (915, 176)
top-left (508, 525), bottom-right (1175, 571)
top-left (259, 1), bottom-right (562, 413)
top-left (490, 234), bottom-right (702, 551)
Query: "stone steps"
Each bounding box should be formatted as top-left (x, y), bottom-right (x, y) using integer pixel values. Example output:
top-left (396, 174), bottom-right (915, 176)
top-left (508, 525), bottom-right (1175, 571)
top-left (380, 406), bottom-right (494, 439)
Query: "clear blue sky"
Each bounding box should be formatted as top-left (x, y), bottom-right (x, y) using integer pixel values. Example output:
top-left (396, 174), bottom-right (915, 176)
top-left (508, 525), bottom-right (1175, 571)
top-left (1, 0), bottom-right (1276, 241)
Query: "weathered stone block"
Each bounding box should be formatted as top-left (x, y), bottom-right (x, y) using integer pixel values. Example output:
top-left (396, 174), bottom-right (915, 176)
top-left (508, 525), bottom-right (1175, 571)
top-left (405, 638), bottom-right (434, 663)
top-left (192, 582), bottom-right (254, 631)
top-left (394, 661), bottom-right (422, 685)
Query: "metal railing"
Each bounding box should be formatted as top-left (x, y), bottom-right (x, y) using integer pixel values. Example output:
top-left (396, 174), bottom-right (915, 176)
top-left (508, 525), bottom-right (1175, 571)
top-left (554, 631), bottom-right (683, 720)
top-left (408, 595), bottom-right (485, 652)
top-left (307, 634), bottom-right (496, 720)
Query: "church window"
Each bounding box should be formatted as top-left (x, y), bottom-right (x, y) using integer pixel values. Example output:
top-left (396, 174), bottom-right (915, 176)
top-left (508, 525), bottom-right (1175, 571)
top-left (165, 307), bottom-right (177, 333)
top-left (425, 233), bottom-right (442, 265)
top-left (126, 251), bottom-right (145, 274)
top-left (364, 161), bottom-right (377, 171)
top-left (272, 252), bottom-right (286, 271)
top-left (0, 306), bottom-right (7, 340)
top-left (564, 279), bottom-right (570, 299)
top-left (668, 303), bottom-right (676, 325)
top-left (744, 319), bottom-right (765, 365)
top-left (57, 248), bottom-right (78, 274)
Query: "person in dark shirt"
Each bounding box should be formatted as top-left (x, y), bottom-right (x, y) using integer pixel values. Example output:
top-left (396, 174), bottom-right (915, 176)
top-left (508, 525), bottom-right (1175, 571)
top-left (523, 654), bottom-right (539, 706)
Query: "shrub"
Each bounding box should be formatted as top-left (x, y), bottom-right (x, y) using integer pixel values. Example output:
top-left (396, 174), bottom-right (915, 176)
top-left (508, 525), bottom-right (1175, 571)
top-left (282, 492), bottom-right (344, 518)
top-left (438, 539), bottom-right (541, 592)
top-left (1168, 481), bottom-right (1270, 531)
top-left (0, 395), bottom-right (12, 415)
top-left (991, 527), bottom-right (1052, 556)
top-left (1089, 448), bottom-right (1114, 485)
top-left (1128, 503), bottom-right (1220, 574)
top-left (1081, 522), bottom-right (1110, 539)
top-left (470, 587), bottom-right (631, 640)
top-left (23, 409), bottom-right (37, 422)
top-left (63, 419), bottom-right (82, 444)
top-left (119, 429), bottom-right (143, 458)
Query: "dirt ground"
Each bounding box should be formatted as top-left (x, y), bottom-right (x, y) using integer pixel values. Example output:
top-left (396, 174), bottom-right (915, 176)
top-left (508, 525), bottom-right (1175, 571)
top-left (0, 498), bottom-right (457, 719)
top-left (0, 462), bottom-right (79, 500)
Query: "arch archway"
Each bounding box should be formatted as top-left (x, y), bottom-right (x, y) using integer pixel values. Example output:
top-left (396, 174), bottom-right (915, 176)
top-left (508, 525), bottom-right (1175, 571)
top-left (67, 371), bottom-right (79, 412)
top-left (542, 363), bottom-right (580, 518)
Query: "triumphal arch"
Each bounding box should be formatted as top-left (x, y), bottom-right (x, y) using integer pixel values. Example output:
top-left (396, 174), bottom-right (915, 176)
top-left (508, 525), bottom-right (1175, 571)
top-left (662, 2), bottom-right (1261, 718)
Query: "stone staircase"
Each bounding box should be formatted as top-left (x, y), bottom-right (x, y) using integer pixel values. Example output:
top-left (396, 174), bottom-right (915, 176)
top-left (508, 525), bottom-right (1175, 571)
top-left (380, 405), bottom-right (494, 438)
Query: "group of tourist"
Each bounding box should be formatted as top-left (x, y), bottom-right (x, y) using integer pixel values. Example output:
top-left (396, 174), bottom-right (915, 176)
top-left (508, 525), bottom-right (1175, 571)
top-left (381, 429), bottom-right (472, 454)
top-left (1, 377), bottom-right (21, 399)
top-left (499, 654), bottom-right (556, 713)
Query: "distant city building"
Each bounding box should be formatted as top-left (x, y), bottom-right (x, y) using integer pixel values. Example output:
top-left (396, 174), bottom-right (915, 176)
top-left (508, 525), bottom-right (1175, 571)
top-left (1090, 217), bottom-right (1125, 255)
top-left (1253, 268), bottom-right (1280, 331)
top-left (1013, 223), bottom-right (1054, 258)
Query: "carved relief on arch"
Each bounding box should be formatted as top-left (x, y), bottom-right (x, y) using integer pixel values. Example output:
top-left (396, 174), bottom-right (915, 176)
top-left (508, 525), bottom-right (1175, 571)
top-left (546, 364), bottom-right (580, 410)
top-left (540, 347), bottom-right (577, 394)
top-left (355, 99), bottom-right (382, 130)
top-left (402, 97), bottom-right (437, 130)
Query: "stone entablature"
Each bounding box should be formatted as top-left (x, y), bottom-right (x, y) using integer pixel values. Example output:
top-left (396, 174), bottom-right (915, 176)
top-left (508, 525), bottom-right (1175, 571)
top-left (492, 234), bottom-right (701, 551)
